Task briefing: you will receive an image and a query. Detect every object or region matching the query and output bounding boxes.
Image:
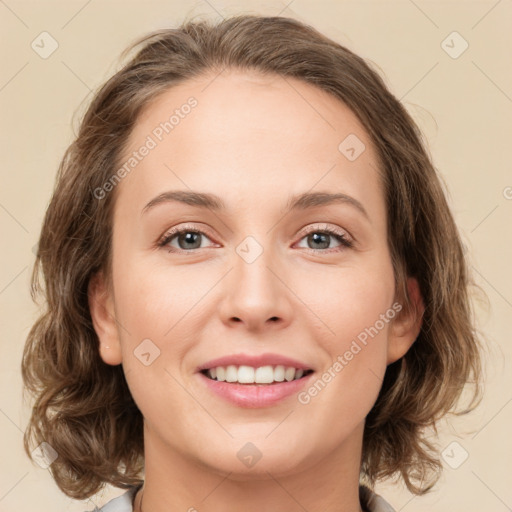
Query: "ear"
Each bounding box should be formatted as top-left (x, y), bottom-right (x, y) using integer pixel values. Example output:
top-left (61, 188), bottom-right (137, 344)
top-left (88, 271), bottom-right (123, 365)
top-left (387, 277), bottom-right (425, 365)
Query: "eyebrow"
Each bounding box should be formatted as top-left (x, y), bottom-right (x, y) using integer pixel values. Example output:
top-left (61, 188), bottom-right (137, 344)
top-left (141, 190), bottom-right (369, 220)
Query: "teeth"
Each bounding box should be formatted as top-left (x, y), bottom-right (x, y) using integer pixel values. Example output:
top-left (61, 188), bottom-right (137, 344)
top-left (205, 365), bottom-right (310, 384)
top-left (215, 367), bottom-right (224, 381)
top-left (284, 367), bottom-right (295, 381)
top-left (226, 365), bottom-right (238, 382)
top-left (274, 365), bottom-right (285, 382)
top-left (239, 365), bottom-right (255, 383)
top-left (255, 366), bottom-right (273, 383)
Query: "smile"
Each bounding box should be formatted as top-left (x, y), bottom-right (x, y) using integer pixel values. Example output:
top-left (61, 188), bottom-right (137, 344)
top-left (201, 364), bottom-right (314, 385)
top-left (198, 366), bottom-right (315, 408)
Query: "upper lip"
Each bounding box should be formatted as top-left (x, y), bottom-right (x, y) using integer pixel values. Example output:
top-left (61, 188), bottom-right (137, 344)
top-left (197, 353), bottom-right (314, 372)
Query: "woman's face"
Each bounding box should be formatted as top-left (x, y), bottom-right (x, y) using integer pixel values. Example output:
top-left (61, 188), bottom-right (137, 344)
top-left (90, 70), bottom-right (421, 476)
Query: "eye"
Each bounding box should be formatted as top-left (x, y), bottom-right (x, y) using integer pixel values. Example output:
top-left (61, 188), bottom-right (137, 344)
top-left (158, 225), bottom-right (217, 252)
top-left (295, 225), bottom-right (353, 252)
top-left (158, 224), bottom-right (353, 253)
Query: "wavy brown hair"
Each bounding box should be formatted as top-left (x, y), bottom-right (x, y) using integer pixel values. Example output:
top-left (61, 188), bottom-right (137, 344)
top-left (21, 14), bottom-right (484, 501)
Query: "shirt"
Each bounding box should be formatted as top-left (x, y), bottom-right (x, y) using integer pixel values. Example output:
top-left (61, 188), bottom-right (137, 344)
top-left (85, 484), bottom-right (396, 512)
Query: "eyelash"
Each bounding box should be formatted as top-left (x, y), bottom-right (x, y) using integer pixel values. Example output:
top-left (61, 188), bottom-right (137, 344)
top-left (157, 223), bottom-right (354, 254)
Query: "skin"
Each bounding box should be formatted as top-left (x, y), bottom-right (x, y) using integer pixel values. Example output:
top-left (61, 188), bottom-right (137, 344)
top-left (89, 69), bottom-right (423, 512)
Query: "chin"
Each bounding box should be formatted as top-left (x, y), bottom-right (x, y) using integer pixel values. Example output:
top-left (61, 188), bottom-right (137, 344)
top-left (196, 442), bottom-right (313, 479)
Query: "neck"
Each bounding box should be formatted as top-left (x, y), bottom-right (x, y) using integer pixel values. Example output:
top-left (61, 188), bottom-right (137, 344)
top-left (135, 421), bottom-right (365, 512)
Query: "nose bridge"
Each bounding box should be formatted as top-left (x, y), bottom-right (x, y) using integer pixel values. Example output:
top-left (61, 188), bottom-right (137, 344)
top-left (233, 234), bottom-right (280, 302)
top-left (221, 233), bottom-right (291, 328)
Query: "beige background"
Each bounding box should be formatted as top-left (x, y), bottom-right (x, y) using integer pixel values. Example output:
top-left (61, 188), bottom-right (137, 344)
top-left (1, 1), bottom-right (511, 511)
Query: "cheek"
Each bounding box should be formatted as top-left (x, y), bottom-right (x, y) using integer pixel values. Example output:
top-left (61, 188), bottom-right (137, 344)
top-left (112, 253), bottom-right (203, 338)
top-left (293, 262), bottom-right (395, 410)
top-left (110, 254), bottom-right (219, 401)
top-left (110, 257), bottom-right (204, 419)
top-left (298, 258), bottom-right (397, 420)
top-left (294, 260), bottom-right (395, 348)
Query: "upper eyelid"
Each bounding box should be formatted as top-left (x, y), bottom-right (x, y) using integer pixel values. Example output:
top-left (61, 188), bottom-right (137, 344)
top-left (297, 223), bottom-right (349, 236)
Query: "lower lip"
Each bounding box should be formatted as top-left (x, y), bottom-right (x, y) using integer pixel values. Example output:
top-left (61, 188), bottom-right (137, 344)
top-left (197, 372), bottom-right (314, 408)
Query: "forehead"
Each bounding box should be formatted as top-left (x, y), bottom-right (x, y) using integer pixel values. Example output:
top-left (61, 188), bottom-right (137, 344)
top-left (115, 69), bottom-right (384, 220)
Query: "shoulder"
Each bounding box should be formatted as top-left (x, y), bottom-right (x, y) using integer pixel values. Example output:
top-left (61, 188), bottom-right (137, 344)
top-left (84, 486), bottom-right (140, 512)
top-left (360, 485), bottom-right (396, 512)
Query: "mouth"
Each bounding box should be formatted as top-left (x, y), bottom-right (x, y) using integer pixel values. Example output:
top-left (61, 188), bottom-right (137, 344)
top-left (200, 365), bottom-right (315, 385)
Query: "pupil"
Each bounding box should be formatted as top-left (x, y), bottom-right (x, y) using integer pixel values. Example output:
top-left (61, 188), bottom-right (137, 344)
top-left (310, 232), bottom-right (329, 249)
top-left (179, 232), bottom-right (201, 249)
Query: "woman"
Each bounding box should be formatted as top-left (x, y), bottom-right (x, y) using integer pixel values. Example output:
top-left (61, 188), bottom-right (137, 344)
top-left (21, 14), bottom-right (483, 512)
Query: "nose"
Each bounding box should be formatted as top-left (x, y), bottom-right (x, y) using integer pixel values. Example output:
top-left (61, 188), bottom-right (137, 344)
top-left (218, 242), bottom-right (293, 332)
